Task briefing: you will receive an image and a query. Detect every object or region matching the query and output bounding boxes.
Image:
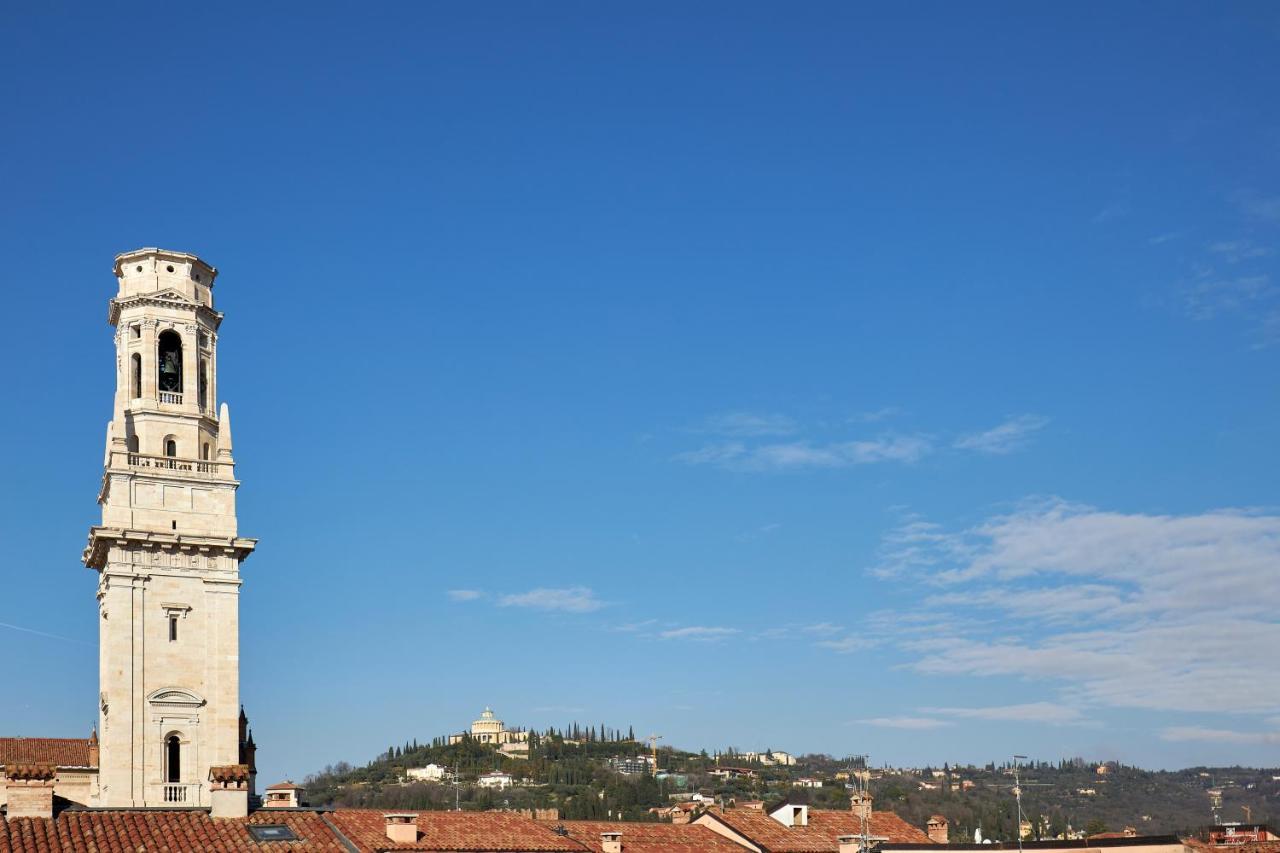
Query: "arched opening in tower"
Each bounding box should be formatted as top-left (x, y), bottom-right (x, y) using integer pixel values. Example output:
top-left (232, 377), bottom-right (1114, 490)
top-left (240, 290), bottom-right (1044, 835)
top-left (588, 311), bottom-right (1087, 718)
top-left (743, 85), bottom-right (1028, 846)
top-left (157, 330), bottom-right (183, 394)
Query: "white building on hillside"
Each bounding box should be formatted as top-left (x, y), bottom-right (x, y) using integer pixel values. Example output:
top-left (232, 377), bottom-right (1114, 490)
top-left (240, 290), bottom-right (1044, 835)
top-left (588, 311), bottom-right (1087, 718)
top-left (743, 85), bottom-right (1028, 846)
top-left (405, 764), bottom-right (450, 783)
top-left (477, 771), bottom-right (514, 789)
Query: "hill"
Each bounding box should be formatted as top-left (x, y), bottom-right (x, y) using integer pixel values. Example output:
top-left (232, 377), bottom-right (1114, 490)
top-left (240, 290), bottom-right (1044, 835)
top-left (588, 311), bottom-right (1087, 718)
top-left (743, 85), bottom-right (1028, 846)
top-left (301, 736), bottom-right (1279, 837)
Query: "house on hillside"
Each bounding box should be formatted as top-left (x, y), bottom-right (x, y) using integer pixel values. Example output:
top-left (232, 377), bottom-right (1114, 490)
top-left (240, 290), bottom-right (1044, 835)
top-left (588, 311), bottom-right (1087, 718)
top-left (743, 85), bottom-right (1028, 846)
top-left (405, 763), bottom-right (450, 783)
top-left (263, 780), bottom-right (305, 808)
top-left (477, 770), bottom-right (514, 790)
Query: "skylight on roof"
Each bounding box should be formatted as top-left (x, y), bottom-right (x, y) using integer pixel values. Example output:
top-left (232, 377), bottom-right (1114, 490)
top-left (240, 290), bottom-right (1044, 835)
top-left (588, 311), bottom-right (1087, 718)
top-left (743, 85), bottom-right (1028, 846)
top-left (247, 825), bottom-right (299, 842)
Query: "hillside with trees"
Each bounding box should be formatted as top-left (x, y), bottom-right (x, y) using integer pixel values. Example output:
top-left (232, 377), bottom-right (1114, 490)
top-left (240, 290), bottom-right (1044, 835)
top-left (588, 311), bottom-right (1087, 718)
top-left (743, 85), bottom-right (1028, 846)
top-left (301, 733), bottom-right (1279, 837)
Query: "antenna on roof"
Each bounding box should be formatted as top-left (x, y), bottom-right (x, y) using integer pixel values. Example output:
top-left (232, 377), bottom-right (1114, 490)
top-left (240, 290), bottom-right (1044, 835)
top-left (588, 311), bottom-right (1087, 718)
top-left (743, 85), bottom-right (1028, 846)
top-left (853, 754), bottom-right (872, 853)
top-left (1013, 755), bottom-right (1028, 853)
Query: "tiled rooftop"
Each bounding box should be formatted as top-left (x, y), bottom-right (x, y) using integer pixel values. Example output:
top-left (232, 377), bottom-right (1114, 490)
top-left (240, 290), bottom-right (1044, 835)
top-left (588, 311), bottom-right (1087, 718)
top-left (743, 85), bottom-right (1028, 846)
top-left (556, 819), bottom-right (746, 852)
top-left (0, 810), bottom-right (347, 853)
top-left (700, 807), bottom-right (935, 852)
top-left (327, 809), bottom-right (586, 852)
top-left (0, 740), bottom-right (95, 770)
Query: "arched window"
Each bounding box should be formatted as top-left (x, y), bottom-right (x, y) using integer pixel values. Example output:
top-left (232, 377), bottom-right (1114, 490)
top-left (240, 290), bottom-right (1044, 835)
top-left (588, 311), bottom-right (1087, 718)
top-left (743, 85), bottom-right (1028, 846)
top-left (165, 735), bottom-right (181, 783)
top-left (165, 438), bottom-right (177, 458)
top-left (128, 435), bottom-right (139, 453)
top-left (157, 330), bottom-right (183, 395)
top-left (202, 442), bottom-right (210, 461)
top-left (131, 353), bottom-right (141, 399)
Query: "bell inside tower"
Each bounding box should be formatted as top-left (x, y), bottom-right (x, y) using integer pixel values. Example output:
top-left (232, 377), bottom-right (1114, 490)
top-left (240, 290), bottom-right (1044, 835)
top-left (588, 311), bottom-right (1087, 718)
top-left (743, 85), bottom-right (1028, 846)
top-left (157, 330), bottom-right (183, 397)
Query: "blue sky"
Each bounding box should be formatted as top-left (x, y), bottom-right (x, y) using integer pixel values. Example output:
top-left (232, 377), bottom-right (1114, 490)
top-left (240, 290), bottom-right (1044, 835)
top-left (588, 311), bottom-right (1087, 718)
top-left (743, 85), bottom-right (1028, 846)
top-left (1, 3), bottom-right (1278, 785)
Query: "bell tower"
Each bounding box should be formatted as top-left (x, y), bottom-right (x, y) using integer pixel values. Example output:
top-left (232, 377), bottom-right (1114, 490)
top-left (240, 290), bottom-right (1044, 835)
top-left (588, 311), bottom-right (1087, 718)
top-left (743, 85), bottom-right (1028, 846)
top-left (84, 248), bottom-right (256, 807)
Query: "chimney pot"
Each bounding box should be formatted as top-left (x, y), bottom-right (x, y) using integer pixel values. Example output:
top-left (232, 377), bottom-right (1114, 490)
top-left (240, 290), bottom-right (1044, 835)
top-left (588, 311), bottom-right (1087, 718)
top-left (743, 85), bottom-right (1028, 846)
top-left (3, 764), bottom-right (56, 819)
top-left (851, 791), bottom-right (873, 822)
top-left (208, 765), bottom-right (250, 818)
top-left (385, 813), bottom-right (419, 844)
top-left (601, 831), bottom-right (623, 853)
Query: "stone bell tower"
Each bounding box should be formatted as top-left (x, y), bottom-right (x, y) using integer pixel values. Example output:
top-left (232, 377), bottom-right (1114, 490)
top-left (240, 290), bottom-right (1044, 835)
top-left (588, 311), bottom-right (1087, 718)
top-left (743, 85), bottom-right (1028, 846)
top-left (83, 249), bottom-right (256, 808)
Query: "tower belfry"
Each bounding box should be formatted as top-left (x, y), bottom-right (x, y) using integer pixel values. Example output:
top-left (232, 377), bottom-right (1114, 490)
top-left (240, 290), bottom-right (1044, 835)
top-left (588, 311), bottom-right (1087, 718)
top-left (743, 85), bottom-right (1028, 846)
top-left (84, 248), bottom-right (256, 808)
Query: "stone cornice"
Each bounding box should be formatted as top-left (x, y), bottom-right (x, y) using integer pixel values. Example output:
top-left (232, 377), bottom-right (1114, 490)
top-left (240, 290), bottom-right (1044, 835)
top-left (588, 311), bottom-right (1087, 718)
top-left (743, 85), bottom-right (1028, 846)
top-left (108, 291), bottom-right (223, 329)
top-left (84, 526), bottom-right (256, 570)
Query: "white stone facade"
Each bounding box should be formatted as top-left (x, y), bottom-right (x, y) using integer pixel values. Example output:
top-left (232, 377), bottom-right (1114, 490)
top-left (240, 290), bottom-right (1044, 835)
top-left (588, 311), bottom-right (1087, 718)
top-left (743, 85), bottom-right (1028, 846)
top-left (83, 249), bottom-right (256, 808)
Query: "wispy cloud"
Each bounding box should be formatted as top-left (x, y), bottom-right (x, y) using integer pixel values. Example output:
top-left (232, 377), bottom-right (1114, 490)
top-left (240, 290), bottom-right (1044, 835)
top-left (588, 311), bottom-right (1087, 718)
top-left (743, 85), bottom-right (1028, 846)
top-left (700, 412), bottom-right (798, 437)
top-left (954, 415), bottom-right (1049, 455)
top-left (868, 499), bottom-right (1280, 715)
top-left (849, 406), bottom-right (902, 423)
top-left (1148, 231), bottom-right (1182, 245)
top-left (1180, 271), bottom-right (1274, 320)
top-left (498, 586), bottom-right (605, 613)
top-left (1235, 190), bottom-right (1280, 225)
top-left (856, 716), bottom-right (952, 730)
top-left (1257, 310), bottom-right (1280, 349)
top-left (1160, 726), bottom-right (1280, 745)
top-left (924, 702), bottom-right (1086, 725)
top-left (447, 589), bottom-right (485, 602)
top-left (816, 635), bottom-right (877, 654)
top-left (1208, 240), bottom-right (1273, 264)
top-left (868, 516), bottom-right (976, 580)
top-left (737, 522), bottom-right (782, 542)
top-left (1093, 200), bottom-right (1130, 224)
top-left (678, 435), bottom-right (932, 472)
top-left (611, 619), bottom-right (657, 633)
top-left (659, 625), bottom-right (740, 641)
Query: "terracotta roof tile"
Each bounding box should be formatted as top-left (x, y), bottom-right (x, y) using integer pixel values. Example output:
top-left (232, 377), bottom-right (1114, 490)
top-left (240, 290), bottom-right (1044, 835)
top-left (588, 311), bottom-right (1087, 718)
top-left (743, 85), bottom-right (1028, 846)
top-left (209, 764), bottom-right (252, 783)
top-left (328, 809), bottom-right (585, 852)
top-left (2, 764), bottom-right (56, 782)
top-left (0, 739), bottom-right (94, 769)
top-left (556, 820), bottom-right (745, 852)
top-left (0, 809), bottom-right (347, 852)
top-left (700, 807), bottom-right (935, 852)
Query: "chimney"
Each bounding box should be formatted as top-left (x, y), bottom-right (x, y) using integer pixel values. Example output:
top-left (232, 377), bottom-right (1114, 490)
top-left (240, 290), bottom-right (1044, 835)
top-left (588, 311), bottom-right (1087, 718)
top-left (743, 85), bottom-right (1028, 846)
top-left (851, 791), bottom-right (873, 822)
top-left (838, 835), bottom-right (862, 853)
top-left (208, 765), bottom-right (250, 818)
top-left (4, 763), bottom-right (56, 819)
top-left (87, 727), bottom-right (100, 768)
top-left (385, 814), bottom-right (419, 844)
top-left (928, 815), bottom-right (949, 844)
top-left (601, 831), bottom-right (623, 853)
